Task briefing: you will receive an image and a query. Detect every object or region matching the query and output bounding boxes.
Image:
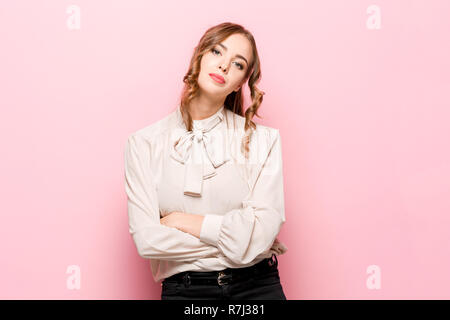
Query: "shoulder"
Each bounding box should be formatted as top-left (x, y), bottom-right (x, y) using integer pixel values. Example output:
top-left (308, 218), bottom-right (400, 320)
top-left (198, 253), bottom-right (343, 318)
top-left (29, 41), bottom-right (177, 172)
top-left (255, 123), bottom-right (280, 142)
top-left (125, 107), bottom-right (179, 146)
top-left (224, 108), bottom-right (280, 147)
top-left (225, 109), bottom-right (281, 166)
top-left (249, 124), bottom-right (281, 164)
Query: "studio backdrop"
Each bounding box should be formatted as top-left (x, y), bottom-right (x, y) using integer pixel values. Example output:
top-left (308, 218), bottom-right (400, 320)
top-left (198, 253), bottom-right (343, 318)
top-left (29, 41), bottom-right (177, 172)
top-left (1, 0), bottom-right (449, 299)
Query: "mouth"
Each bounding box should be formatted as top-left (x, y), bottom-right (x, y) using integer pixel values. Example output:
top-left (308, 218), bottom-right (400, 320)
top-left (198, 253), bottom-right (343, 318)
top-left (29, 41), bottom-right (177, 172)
top-left (209, 73), bottom-right (225, 84)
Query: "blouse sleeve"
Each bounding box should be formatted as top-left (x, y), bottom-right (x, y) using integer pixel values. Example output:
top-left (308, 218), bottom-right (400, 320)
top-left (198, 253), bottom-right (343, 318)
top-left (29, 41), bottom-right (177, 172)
top-left (124, 133), bottom-right (221, 262)
top-left (199, 129), bottom-right (287, 265)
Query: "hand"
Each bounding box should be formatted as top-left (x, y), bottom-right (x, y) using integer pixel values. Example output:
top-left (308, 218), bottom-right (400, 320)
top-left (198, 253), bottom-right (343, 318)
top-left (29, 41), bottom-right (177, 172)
top-left (160, 211), bottom-right (182, 230)
top-left (160, 211), bottom-right (205, 239)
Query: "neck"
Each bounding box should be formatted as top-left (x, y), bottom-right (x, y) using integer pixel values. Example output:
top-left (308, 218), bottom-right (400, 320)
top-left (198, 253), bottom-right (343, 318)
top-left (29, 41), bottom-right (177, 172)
top-left (188, 94), bottom-right (224, 120)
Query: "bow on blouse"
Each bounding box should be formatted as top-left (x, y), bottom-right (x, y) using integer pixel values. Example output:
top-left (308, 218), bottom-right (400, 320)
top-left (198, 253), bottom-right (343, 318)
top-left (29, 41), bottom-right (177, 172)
top-left (170, 107), bottom-right (230, 197)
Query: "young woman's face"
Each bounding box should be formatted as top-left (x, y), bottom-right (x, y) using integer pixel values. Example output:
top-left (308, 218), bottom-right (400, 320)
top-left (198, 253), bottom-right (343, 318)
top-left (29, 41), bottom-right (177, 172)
top-left (197, 33), bottom-right (253, 99)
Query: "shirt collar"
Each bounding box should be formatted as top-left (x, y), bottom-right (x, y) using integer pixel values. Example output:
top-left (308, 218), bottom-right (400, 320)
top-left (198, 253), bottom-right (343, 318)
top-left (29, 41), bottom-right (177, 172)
top-left (171, 104), bottom-right (230, 197)
top-left (175, 104), bottom-right (225, 130)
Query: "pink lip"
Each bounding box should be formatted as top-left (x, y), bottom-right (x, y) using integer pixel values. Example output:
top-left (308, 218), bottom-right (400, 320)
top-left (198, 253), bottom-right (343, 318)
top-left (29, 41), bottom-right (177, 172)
top-left (209, 73), bottom-right (225, 84)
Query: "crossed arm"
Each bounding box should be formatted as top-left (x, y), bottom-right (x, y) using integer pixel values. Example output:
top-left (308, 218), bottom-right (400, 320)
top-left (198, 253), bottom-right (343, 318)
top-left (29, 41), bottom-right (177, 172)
top-left (160, 212), bottom-right (204, 239)
top-left (125, 128), bottom-right (286, 264)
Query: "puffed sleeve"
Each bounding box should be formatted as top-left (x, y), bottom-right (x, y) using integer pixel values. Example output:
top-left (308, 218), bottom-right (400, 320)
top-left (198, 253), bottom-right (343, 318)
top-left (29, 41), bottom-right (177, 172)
top-left (199, 129), bottom-right (287, 265)
top-left (124, 133), bottom-right (221, 261)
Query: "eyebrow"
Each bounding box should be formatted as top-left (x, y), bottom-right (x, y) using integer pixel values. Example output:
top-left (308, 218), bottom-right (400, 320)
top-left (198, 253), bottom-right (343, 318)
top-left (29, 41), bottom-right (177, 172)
top-left (217, 43), bottom-right (249, 66)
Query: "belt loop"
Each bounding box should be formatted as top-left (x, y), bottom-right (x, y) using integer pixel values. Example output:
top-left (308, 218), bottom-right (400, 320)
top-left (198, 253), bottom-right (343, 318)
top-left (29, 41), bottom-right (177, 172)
top-left (251, 264), bottom-right (259, 277)
top-left (183, 273), bottom-right (191, 288)
top-left (268, 254), bottom-right (277, 267)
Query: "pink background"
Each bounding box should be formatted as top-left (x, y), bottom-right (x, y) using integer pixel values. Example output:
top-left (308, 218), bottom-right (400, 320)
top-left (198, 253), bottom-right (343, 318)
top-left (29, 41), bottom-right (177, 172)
top-left (1, 0), bottom-right (449, 299)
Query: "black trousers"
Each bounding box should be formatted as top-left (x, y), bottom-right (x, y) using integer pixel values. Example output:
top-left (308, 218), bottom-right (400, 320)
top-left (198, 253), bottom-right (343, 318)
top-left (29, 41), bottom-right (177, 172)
top-left (161, 254), bottom-right (287, 300)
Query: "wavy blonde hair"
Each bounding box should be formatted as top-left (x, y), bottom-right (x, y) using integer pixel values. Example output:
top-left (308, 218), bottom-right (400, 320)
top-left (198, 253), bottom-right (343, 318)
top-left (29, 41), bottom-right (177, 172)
top-left (178, 22), bottom-right (265, 159)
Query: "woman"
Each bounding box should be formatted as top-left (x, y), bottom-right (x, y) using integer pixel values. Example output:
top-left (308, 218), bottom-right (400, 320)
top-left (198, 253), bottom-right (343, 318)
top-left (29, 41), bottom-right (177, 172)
top-left (124, 22), bottom-right (288, 300)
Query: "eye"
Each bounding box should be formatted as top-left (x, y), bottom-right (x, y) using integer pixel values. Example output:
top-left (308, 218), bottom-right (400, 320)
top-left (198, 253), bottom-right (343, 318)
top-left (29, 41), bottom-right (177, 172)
top-left (211, 48), bottom-right (244, 70)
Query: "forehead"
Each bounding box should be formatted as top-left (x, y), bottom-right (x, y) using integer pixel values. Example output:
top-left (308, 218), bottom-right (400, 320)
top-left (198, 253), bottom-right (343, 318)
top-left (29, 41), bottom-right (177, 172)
top-left (219, 34), bottom-right (252, 61)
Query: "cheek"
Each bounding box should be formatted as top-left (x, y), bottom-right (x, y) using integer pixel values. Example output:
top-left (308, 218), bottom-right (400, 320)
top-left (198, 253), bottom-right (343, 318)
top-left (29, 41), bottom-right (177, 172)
top-left (200, 56), bottom-right (214, 70)
top-left (199, 59), bottom-right (214, 80)
top-left (228, 74), bottom-right (243, 87)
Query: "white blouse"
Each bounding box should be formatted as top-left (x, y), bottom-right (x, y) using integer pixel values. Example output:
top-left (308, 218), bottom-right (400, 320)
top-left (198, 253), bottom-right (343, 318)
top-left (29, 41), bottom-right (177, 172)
top-left (124, 104), bottom-right (288, 282)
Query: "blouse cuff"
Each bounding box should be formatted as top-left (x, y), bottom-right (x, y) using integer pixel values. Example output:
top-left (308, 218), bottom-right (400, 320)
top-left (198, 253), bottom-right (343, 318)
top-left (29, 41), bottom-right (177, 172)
top-left (199, 214), bottom-right (224, 246)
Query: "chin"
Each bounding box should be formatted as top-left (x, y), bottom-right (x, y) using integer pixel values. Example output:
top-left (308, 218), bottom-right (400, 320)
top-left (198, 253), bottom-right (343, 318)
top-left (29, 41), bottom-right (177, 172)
top-left (198, 81), bottom-right (226, 96)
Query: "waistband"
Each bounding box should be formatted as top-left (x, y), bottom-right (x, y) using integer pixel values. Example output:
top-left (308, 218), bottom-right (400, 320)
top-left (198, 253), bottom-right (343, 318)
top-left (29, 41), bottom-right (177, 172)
top-left (163, 254), bottom-right (279, 287)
